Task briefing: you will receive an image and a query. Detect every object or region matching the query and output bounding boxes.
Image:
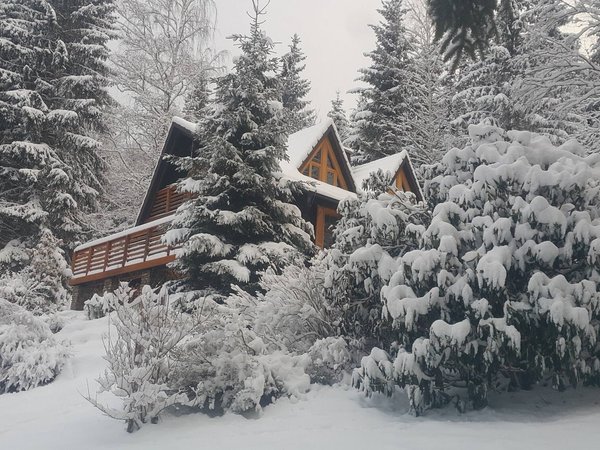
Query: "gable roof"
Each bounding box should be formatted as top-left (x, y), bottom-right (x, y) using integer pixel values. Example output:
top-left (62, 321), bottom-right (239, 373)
top-left (135, 118), bottom-right (197, 225)
top-left (136, 117), bottom-right (424, 224)
top-left (351, 151), bottom-right (424, 201)
top-left (279, 119), bottom-right (357, 202)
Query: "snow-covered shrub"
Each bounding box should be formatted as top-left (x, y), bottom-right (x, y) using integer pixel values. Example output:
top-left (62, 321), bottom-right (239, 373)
top-left (323, 178), bottom-right (429, 350)
top-left (0, 299), bottom-right (69, 393)
top-left (354, 123), bottom-right (600, 414)
top-left (84, 292), bottom-right (116, 320)
top-left (171, 298), bottom-right (311, 415)
top-left (230, 262), bottom-right (340, 354)
top-left (0, 230), bottom-right (70, 314)
top-left (88, 284), bottom-right (196, 433)
top-left (306, 337), bottom-right (352, 385)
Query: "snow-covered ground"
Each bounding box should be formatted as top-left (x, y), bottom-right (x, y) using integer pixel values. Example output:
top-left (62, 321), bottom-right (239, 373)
top-left (1, 312), bottom-right (600, 450)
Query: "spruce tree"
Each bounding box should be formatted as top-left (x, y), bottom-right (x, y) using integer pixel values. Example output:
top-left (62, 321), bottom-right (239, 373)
top-left (167, 1), bottom-right (315, 301)
top-left (327, 92), bottom-right (350, 142)
top-left (348, 0), bottom-right (420, 165)
top-left (0, 0), bottom-right (114, 306)
top-left (280, 34), bottom-right (315, 133)
top-left (183, 76), bottom-right (211, 123)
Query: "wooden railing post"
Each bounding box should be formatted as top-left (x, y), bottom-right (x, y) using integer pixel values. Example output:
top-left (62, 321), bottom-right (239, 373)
top-left (122, 235), bottom-right (130, 268)
top-left (86, 247), bottom-right (94, 275)
top-left (143, 228), bottom-right (151, 261)
top-left (103, 241), bottom-right (112, 272)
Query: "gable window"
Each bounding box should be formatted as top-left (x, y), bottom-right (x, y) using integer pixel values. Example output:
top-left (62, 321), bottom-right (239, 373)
top-left (300, 138), bottom-right (348, 190)
top-left (315, 206), bottom-right (339, 248)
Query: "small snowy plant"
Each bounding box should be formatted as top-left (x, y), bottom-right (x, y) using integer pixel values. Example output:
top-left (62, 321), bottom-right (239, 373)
top-left (88, 284), bottom-right (196, 433)
top-left (354, 123), bottom-right (600, 414)
top-left (0, 299), bottom-right (69, 393)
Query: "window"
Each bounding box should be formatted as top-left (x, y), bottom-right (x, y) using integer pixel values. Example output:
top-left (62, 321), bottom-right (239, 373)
top-left (299, 138), bottom-right (348, 190)
top-left (315, 206), bottom-right (339, 248)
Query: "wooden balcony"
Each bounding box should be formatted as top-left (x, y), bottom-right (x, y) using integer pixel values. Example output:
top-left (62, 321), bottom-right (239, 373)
top-left (70, 216), bottom-right (176, 286)
top-left (145, 184), bottom-right (193, 223)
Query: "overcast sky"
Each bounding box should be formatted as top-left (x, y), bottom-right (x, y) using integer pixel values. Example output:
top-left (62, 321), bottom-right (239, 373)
top-left (212, 0), bottom-right (383, 119)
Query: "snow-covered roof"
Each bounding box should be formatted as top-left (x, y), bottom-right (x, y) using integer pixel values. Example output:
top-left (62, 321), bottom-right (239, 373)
top-left (351, 150), bottom-right (424, 200)
top-left (171, 116), bottom-right (197, 135)
top-left (351, 151), bottom-right (410, 189)
top-left (279, 119), bottom-right (358, 202)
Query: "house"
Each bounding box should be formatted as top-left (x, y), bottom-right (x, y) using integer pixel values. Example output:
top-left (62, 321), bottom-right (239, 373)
top-left (69, 117), bottom-right (422, 309)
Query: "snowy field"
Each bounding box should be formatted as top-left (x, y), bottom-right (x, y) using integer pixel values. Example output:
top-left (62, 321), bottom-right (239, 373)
top-left (1, 312), bottom-right (600, 450)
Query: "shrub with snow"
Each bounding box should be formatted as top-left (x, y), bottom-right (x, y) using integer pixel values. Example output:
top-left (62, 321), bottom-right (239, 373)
top-left (88, 284), bottom-right (195, 433)
top-left (306, 337), bottom-right (352, 385)
top-left (323, 176), bottom-right (428, 350)
top-left (354, 123), bottom-right (600, 414)
top-left (171, 296), bottom-right (311, 415)
top-left (229, 262), bottom-right (340, 354)
top-left (0, 230), bottom-right (70, 315)
top-left (0, 299), bottom-right (69, 393)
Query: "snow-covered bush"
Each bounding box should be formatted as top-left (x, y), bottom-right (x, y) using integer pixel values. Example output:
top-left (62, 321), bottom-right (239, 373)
top-left (323, 179), bottom-right (428, 350)
top-left (84, 292), bottom-right (116, 320)
top-left (171, 298), bottom-right (311, 415)
top-left (354, 123), bottom-right (600, 414)
top-left (0, 230), bottom-right (70, 314)
top-left (88, 284), bottom-right (196, 433)
top-left (0, 299), bottom-right (69, 393)
top-left (306, 337), bottom-right (352, 385)
top-left (230, 262), bottom-right (340, 354)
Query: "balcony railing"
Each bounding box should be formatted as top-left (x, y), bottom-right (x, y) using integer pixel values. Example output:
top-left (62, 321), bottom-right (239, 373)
top-left (70, 216), bottom-right (176, 286)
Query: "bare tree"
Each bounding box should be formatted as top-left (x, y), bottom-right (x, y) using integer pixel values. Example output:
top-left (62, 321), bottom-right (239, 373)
top-left (100, 0), bottom-right (221, 229)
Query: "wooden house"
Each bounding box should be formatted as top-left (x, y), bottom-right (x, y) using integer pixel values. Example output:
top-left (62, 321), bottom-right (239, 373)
top-left (69, 117), bottom-right (422, 309)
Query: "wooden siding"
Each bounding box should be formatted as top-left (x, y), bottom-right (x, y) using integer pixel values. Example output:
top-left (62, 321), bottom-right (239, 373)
top-left (70, 221), bottom-right (176, 286)
top-left (145, 185), bottom-right (193, 223)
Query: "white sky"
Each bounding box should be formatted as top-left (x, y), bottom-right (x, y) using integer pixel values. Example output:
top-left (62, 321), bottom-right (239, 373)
top-left (213, 0), bottom-right (382, 119)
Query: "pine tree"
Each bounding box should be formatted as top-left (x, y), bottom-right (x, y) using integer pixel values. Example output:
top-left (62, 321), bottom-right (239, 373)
top-left (280, 34), bottom-right (315, 133)
top-left (0, 0), bottom-right (114, 308)
top-left (348, 0), bottom-right (421, 165)
top-left (166, 1), bottom-right (315, 300)
top-left (327, 92), bottom-right (350, 142)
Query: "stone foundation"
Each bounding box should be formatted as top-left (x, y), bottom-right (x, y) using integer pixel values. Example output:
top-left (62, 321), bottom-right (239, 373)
top-left (70, 265), bottom-right (174, 310)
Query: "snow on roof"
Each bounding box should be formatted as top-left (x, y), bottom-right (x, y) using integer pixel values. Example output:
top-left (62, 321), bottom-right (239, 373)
top-left (351, 151), bottom-right (409, 189)
top-left (286, 119), bottom-right (335, 168)
top-left (171, 116), bottom-right (197, 134)
top-left (279, 119), bottom-right (358, 202)
top-left (74, 216), bottom-right (173, 252)
top-left (351, 150), bottom-right (424, 200)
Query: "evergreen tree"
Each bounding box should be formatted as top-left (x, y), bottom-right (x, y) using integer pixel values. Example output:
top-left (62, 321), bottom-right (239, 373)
top-left (327, 92), bottom-right (350, 142)
top-left (0, 0), bottom-right (113, 253)
top-left (348, 0), bottom-right (420, 165)
top-left (0, 0), bottom-right (114, 309)
top-left (166, 1), bottom-right (315, 301)
top-left (452, 0), bottom-right (580, 145)
top-left (280, 34), bottom-right (315, 133)
top-left (354, 123), bottom-right (600, 414)
top-left (183, 76), bottom-right (211, 123)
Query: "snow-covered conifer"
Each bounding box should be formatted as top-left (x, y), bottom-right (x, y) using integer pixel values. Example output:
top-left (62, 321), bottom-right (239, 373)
top-left (280, 34), bottom-right (315, 133)
top-left (348, 0), bottom-right (422, 165)
top-left (166, 1), bottom-right (315, 300)
top-left (354, 123), bottom-right (600, 414)
top-left (327, 92), bottom-right (350, 143)
top-left (0, 0), bottom-right (113, 308)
